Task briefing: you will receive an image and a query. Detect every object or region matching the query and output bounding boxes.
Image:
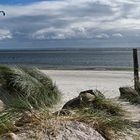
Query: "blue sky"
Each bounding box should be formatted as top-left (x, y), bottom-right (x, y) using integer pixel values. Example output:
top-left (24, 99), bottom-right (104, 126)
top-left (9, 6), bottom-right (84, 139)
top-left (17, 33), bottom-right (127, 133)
top-left (0, 0), bottom-right (140, 49)
top-left (0, 0), bottom-right (46, 5)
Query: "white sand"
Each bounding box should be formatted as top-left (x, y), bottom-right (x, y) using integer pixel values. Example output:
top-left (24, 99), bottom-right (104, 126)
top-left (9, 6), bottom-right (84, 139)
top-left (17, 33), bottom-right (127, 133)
top-left (42, 70), bottom-right (134, 104)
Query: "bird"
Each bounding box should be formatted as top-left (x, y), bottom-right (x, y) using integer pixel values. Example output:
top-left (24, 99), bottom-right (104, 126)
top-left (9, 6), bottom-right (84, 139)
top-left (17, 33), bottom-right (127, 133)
top-left (0, 11), bottom-right (6, 16)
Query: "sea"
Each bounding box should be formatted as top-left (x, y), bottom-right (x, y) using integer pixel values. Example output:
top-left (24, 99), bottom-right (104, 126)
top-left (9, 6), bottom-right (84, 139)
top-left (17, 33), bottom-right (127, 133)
top-left (0, 48), bottom-right (139, 70)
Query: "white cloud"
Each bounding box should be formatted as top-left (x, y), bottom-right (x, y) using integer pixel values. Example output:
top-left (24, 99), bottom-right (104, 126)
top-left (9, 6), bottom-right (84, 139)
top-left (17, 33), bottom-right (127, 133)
top-left (0, 29), bottom-right (12, 40)
top-left (0, 0), bottom-right (140, 40)
top-left (112, 33), bottom-right (123, 37)
top-left (96, 33), bottom-right (110, 39)
top-left (31, 26), bottom-right (90, 40)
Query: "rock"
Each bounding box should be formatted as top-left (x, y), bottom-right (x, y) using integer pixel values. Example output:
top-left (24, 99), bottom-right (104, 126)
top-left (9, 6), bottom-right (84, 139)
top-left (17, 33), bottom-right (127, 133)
top-left (80, 89), bottom-right (94, 95)
top-left (16, 121), bottom-right (105, 140)
top-left (62, 89), bottom-right (105, 109)
top-left (80, 89), bottom-right (105, 99)
top-left (119, 87), bottom-right (140, 104)
top-left (52, 121), bottom-right (105, 140)
top-left (62, 97), bottom-right (80, 109)
top-left (79, 92), bottom-right (96, 103)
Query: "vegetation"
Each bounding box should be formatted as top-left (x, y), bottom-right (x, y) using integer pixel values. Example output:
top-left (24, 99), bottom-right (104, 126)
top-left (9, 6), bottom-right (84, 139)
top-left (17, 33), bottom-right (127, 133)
top-left (0, 65), bottom-right (61, 135)
top-left (62, 109), bottom-right (130, 140)
top-left (0, 65), bottom-right (61, 110)
top-left (0, 65), bottom-right (136, 139)
top-left (91, 97), bottom-right (124, 116)
top-left (58, 96), bottom-right (131, 140)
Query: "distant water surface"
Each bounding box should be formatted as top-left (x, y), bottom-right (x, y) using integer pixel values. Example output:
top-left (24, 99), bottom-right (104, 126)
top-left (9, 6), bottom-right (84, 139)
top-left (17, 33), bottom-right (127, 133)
top-left (0, 48), bottom-right (138, 70)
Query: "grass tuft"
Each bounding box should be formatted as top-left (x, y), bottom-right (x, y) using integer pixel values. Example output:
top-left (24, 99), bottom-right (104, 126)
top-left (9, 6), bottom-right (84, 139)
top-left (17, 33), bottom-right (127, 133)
top-left (0, 65), bottom-right (61, 110)
top-left (91, 97), bottom-right (124, 116)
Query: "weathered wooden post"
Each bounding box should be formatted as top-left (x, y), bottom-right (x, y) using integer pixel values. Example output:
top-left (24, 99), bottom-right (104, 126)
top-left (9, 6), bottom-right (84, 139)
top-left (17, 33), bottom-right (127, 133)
top-left (133, 48), bottom-right (139, 91)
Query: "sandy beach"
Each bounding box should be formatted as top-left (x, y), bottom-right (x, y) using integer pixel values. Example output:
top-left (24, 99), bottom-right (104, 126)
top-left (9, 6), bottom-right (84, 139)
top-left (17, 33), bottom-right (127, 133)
top-left (42, 70), bottom-right (134, 104)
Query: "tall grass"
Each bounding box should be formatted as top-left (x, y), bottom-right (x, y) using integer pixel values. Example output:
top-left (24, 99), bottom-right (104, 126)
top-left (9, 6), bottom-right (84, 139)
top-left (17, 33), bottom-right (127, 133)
top-left (21, 67), bottom-right (61, 105)
top-left (0, 65), bottom-right (61, 110)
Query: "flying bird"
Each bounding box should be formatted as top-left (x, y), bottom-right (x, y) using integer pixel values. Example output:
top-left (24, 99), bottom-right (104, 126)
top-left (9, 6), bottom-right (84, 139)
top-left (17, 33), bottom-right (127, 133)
top-left (0, 11), bottom-right (6, 16)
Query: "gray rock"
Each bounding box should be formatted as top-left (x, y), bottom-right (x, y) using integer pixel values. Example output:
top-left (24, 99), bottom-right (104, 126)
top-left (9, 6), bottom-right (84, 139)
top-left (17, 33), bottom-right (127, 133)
top-left (80, 92), bottom-right (96, 103)
top-left (52, 121), bottom-right (105, 140)
top-left (62, 90), bottom-right (105, 109)
top-left (62, 97), bottom-right (80, 109)
top-left (16, 121), bottom-right (105, 140)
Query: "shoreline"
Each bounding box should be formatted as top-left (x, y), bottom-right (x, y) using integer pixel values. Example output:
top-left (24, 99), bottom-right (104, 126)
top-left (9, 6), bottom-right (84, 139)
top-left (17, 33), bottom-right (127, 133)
top-left (0, 64), bottom-right (134, 71)
top-left (41, 67), bottom-right (134, 71)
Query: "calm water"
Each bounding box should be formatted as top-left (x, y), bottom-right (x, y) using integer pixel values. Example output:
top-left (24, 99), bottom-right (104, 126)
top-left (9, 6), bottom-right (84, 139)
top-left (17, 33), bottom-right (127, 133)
top-left (0, 48), bottom-right (138, 69)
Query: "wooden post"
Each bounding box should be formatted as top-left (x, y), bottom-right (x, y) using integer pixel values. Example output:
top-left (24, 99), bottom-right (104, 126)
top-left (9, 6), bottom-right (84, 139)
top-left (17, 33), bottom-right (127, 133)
top-left (133, 48), bottom-right (139, 91)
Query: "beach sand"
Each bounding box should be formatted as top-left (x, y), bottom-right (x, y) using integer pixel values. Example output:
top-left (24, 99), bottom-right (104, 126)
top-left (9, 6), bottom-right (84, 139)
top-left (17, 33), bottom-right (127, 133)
top-left (42, 70), bottom-right (134, 104)
top-left (42, 70), bottom-right (140, 121)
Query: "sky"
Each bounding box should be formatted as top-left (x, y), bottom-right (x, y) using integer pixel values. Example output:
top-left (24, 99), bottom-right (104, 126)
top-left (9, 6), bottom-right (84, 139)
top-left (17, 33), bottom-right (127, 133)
top-left (0, 0), bottom-right (140, 49)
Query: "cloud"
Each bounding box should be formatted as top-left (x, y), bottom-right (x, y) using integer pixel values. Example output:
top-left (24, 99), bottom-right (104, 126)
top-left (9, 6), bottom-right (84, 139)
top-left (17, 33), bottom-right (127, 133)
top-left (96, 33), bottom-right (110, 39)
top-left (112, 33), bottom-right (123, 37)
top-left (0, 29), bottom-right (12, 40)
top-left (31, 26), bottom-right (90, 39)
top-left (0, 0), bottom-right (140, 42)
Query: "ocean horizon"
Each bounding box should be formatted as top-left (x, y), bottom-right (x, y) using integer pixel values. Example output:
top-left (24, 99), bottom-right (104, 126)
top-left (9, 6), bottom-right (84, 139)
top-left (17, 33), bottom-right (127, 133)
top-left (0, 47), bottom-right (138, 70)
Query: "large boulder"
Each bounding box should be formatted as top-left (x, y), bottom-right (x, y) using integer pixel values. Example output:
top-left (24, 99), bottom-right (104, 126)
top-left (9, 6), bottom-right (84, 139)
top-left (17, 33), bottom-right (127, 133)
top-left (11, 121), bottom-right (105, 140)
top-left (48, 121), bottom-right (105, 140)
top-left (62, 97), bottom-right (80, 109)
top-left (62, 90), bottom-right (104, 109)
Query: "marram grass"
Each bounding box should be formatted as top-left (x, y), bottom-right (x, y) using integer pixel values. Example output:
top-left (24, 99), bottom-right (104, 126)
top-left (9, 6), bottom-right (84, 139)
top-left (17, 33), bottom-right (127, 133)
top-left (0, 65), bottom-right (61, 110)
top-left (0, 65), bottom-right (136, 139)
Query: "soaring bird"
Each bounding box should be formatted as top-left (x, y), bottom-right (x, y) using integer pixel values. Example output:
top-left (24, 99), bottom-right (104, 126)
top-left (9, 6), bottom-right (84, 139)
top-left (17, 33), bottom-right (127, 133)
top-left (0, 11), bottom-right (5, 16)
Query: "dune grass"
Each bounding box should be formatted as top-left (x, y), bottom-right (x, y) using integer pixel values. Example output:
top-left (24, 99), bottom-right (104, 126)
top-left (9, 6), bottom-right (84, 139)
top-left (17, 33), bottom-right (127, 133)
top-left (0, 65), bottom-right (135, 139)
top-left (58, 96), bottom-right (131, 140)
top-left (0, 65), bottom-right (61, 135)
top-left (91, 97), bottom-right (124, 116)
top-left (0, 65), bottom-right (61, 110)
